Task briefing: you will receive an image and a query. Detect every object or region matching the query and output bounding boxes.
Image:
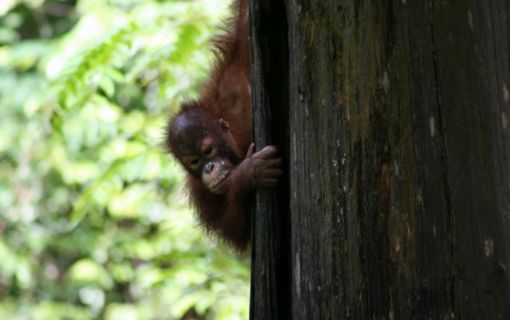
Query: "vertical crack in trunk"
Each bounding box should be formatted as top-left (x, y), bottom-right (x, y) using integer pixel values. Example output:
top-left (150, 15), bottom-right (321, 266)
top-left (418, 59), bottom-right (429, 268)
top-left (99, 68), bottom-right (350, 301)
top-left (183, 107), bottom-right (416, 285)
top-left (429, 21), bottom-right (457, 315)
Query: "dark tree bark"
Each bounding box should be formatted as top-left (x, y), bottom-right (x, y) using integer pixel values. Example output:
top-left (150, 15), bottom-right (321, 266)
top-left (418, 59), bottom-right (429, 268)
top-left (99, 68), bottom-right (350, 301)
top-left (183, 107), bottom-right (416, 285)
top-left (249, 1), bottom-right (290, 319)
top-left (250, 0), bottom-right (510, 319)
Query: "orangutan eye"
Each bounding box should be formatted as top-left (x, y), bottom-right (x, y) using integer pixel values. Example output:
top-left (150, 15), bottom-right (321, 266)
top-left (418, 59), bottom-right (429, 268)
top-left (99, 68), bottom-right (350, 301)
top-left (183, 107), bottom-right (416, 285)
top-left (189, 158), bottom-right (200, 167)
top-left (204, 146), bottom-right (213, 156)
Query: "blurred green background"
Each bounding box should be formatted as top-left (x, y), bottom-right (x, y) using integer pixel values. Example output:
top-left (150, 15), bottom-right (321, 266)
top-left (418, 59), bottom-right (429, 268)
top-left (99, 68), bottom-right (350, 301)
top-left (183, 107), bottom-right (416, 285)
top-left (0, 0), bottom-right (250, 319)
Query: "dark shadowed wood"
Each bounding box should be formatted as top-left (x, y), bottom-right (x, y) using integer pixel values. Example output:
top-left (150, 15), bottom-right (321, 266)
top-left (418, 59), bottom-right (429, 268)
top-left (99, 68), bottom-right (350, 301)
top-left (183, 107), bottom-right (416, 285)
top-left (249, 0), bottom-right (290, 319)
top-left (250, 0), bottom-right (510, 318)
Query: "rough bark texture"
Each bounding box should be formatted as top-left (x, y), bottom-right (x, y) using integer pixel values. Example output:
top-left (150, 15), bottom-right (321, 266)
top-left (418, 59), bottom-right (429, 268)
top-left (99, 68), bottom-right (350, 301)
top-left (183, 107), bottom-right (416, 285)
top-left (250, 0), bottom-right (510, 319)
top-left (249, 1), bottom-right (290, 319)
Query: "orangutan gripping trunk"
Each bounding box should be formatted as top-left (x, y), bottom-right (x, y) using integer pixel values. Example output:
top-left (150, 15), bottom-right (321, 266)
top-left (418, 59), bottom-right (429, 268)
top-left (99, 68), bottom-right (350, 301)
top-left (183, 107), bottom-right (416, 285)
top-left (165, 0), bottom-right (282, 251)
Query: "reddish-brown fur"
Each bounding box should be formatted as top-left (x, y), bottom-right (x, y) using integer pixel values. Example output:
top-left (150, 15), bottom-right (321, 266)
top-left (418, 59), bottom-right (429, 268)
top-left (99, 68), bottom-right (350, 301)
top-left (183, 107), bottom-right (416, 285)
top-left (165, 0), bottom-right (278, 251)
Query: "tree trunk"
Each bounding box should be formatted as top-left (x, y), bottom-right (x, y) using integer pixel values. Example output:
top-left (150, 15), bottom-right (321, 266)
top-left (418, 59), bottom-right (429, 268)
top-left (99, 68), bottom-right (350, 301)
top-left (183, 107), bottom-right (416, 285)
top-left (250, 0), bottom-right (510, 319)
top-left (249, 1), bottom-right (291, 319)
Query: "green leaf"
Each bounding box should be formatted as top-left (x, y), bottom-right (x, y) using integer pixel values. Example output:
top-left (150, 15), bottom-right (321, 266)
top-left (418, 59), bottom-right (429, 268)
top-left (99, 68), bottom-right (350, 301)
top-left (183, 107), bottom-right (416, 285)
top-left (99, 76), bottom-right (115, 97)
top-left (68, 259), bottom-right (113, 289)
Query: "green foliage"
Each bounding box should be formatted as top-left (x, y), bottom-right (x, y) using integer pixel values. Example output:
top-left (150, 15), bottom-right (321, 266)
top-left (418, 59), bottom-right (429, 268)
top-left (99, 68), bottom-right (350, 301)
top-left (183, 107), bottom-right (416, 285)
top-left (0, 0), bottom-right (250, 319)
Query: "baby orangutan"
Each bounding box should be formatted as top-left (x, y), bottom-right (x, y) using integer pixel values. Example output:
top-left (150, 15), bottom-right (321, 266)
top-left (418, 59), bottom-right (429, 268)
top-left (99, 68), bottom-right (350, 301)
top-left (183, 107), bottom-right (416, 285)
top-left (165, 0), bottom-right (282, 251)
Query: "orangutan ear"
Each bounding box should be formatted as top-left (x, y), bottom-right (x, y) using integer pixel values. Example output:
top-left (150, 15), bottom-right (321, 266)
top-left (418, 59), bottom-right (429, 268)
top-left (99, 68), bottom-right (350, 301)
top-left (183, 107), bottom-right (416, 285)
top-left (218, 118), bottom-right (230, 131)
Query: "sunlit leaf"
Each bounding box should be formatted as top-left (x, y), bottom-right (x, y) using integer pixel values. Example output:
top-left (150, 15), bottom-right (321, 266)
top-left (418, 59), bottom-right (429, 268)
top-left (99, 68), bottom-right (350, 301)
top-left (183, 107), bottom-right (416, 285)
top-left (68, 259), bottom-right (113, 289)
